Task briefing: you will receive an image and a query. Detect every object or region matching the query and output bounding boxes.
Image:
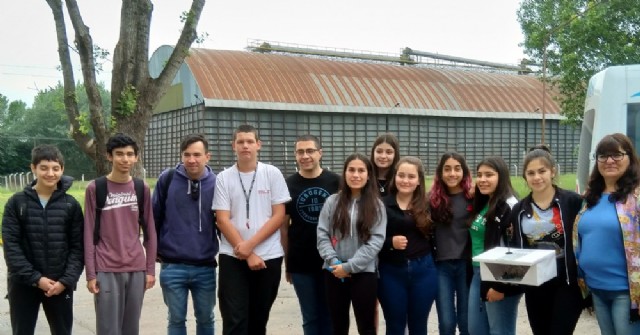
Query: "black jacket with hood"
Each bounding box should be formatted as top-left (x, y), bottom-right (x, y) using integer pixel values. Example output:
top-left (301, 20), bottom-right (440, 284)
top-left (478, 196), bottom-right (523, 301)
top-left (2, 176), bottom-right (84, 289)
top-left (509, 187), bottom-right (583, 286)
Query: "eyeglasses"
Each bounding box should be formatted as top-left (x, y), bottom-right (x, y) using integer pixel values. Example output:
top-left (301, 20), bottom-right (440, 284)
top-left (190, 180), bottom-right (200, 200)
top-left (594, 152), bottom-right (627, 163)
top-left (295, 148), bottom-right (319, 156)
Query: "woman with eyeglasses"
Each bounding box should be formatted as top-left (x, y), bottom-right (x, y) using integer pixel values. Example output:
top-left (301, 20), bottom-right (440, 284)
top-left (574, 133), bottom-right (640, 335)
top-left (510, 145), bottom-right (584, 334)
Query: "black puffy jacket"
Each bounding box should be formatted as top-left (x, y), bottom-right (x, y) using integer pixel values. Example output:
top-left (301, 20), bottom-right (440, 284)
top-left (2, 176), bottom-right (84, 289)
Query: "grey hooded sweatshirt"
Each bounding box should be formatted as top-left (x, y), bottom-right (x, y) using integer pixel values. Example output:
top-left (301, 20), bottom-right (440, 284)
top-left (316, 193), bottom-right (387, 274)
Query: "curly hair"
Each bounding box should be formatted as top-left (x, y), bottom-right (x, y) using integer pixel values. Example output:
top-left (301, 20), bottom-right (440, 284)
top-left (429, 152), bottom-right (472, 224)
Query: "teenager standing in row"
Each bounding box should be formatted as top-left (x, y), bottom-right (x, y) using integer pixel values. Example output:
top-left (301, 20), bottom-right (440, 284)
top-left (468, 156), bottom-right (521, 335)
top-left (317, 153), bottom-right (386, 335)
top-left (511, 146), bottom-right (584, 335)
top-left (3, 145), bottom-right (84, 335)
top-left (378, 156), bottom-right (437, 334)
top-left (431, 152), bottom-right (473, 335)
top-left (212, 124), bottom-right (291, 335)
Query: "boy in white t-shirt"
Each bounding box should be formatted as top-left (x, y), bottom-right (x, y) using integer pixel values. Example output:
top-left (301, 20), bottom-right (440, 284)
top-left (212, 124), bottom-right (291, 335)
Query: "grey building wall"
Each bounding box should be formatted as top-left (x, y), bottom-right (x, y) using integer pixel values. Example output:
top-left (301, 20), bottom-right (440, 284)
top-left (145, 105), bottom-right (580, 178)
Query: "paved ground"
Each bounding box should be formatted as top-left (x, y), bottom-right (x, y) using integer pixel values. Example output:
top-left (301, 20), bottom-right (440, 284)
top-left (0, 248), bottom-right (600, 334)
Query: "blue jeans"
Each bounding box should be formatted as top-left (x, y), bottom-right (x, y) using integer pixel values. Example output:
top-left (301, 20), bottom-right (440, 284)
top-left (291, 272), bottom-right (331, 335)
top-left (591, 288), bottom-right (640, 335)
top-left (435, 259), bottom-right (469, 335)
top-left (378, 254), bottom-right (438, 334)
top-left (160, 263), bottom-right (216, 335)
top-left (468, 267), bottom-right (521, 335)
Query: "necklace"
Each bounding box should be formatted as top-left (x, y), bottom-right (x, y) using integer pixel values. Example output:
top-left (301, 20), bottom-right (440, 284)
top-left (378, 180), bottom-right (386, 193)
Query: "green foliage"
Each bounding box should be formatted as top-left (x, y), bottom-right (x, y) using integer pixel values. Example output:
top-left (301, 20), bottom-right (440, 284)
top-left (115, 84), bottom-right (138, 116)
top-left (93, 45), bottom-right (111, 74)
top-left (0, 83), bottom-right (110, 176)
top-left (518, 0), bottom-right (640, 125)
top-left (0, 94), bottom-right (8, 126)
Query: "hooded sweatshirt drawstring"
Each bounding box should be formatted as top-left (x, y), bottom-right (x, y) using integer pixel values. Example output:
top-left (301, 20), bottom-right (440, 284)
top-left (188, 180), bottom-right (203, 232)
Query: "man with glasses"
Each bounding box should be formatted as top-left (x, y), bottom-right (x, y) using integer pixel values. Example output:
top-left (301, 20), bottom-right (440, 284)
top-left (152, 134), bottom-right (218, 335)
top-left (281, 134), bottom-right (340, 335)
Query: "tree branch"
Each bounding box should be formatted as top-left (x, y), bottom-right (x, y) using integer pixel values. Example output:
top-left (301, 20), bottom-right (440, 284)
top-left (150, 0), bottom-right (205, 104)
top-left (45, 0), bottom-right (96, 160)
top-left (65, 0), bottom-right (107, 152)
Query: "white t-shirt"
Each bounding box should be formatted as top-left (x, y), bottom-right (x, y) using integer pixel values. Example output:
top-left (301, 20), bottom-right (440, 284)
top-left (212, 162), bottom-right (291, 260)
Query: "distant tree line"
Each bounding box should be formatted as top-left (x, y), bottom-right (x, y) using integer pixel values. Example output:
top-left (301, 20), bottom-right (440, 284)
top-left (0, 83), bottom-right (110, 179)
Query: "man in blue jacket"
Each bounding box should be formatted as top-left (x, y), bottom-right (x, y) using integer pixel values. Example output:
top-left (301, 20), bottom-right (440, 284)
top-left (153, 134), bottom-right (218, 335)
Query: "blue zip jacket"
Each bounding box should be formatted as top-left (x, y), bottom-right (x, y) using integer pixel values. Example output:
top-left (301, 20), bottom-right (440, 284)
top-left (153, 164), bottom-right (218, 266)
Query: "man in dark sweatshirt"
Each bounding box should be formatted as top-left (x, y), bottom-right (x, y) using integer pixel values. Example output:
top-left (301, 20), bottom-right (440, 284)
top-left (152, 134), bottom-right (218, 335)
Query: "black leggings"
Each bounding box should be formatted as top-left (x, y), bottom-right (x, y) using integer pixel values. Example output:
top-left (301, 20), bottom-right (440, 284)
top-left (324, 271), bottom-right (378, 335)
top-left (525, 277), bottom-right (584, 335)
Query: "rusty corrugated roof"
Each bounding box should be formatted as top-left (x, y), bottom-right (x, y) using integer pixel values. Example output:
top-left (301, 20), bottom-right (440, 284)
top-left (184, 48), bottom-right (559, 115)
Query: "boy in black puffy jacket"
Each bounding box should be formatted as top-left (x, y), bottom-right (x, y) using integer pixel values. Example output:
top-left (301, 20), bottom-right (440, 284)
top-left (2, 144), bottom-right (84, 335)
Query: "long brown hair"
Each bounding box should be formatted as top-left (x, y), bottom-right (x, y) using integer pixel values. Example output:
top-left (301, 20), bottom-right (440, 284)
top-left (389, 156), bottom-right (432, 236)
top-left (332, 153), bottom-right (383, 241)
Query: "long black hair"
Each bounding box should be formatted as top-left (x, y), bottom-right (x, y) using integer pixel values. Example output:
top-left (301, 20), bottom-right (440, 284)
top-left (332, 153), bottom-right (383, 242)
top-left (470, 156), bottom-right (516, 224)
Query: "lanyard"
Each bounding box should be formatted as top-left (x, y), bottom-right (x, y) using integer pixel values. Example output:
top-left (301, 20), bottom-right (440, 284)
top-left (237, 164), bottom-right (258, 229)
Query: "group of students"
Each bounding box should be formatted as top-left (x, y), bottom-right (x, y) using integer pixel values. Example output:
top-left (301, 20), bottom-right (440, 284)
top-left (2, 125), bottom-right (639, 335)
top-left (291, 131), bottom-right (640, 335)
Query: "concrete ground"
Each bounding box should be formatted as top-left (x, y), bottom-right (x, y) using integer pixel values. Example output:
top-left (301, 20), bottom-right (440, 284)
top-left (0, 250), bottom-right (600, 334)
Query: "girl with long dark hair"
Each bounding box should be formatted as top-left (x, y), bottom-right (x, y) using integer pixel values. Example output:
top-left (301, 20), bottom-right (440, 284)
top-left (370, 133), bottom-right (400, 196)
top-left (430, 152), bottom-right (473, 335)
top-left (511, 145), bottom-right (584, 334)
top-left (317, 153), bottom-right (386, 335)
top-left (467, 156), bottom-right (521, 335)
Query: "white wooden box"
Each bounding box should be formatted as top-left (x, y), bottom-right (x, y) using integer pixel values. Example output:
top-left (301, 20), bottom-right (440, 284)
top-left (472, 247), bottom-right (556, 286)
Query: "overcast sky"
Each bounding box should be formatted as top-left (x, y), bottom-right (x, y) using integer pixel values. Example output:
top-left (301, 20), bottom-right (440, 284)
top-left (0, 0), bottom-right (526, 106)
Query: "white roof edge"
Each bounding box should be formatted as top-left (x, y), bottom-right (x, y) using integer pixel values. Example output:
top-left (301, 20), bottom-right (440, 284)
top-left (202, 99), bottom-right (564, 120)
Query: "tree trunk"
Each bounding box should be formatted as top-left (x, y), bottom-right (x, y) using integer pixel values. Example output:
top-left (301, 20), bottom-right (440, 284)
top-left (46, 0), bottom-right (206, 178)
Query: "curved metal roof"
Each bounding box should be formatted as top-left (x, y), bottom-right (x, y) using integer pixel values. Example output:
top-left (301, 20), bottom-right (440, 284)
top-left (152, 46), bottom-right (559, 118)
